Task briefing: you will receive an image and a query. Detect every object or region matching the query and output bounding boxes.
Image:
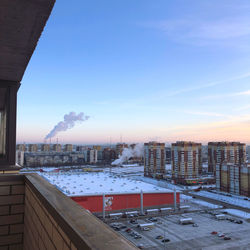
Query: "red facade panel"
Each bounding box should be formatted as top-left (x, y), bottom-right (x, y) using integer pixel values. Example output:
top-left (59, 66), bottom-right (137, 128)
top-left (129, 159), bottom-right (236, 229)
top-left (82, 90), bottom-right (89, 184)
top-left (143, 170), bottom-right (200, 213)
top-left (71, 193), bottom-right (180, 213)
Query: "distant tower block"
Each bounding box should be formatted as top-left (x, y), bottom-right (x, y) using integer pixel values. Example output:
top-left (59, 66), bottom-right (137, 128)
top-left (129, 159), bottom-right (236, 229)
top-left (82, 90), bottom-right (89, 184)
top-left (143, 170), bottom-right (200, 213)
top-left (208, 142), bottom-right (246, 173)
top-left (144, 141), bottom-right (165, 179)
top-left (172, 141), bottom-right (202, 183)
top-left (64, 144), bottom-right (73, 152)
top-left (53, 144), bottom-right (61, 152)
top-left (41, 144), bottom-right (50, 152)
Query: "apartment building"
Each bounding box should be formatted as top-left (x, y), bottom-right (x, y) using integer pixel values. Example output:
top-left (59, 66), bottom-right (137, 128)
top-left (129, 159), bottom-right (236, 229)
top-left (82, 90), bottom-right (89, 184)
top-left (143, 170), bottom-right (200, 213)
top-left (53, 143), bottom-right (62, 152)
top-left (216, 163), bottom-right (250, 197)
top-left (41, 143), bottom-right (50, 152)
top-left (28, 144), bottom-right (38, 152)
top-left (144, 142), bottom-right (165, 179)
top-left (64, 144), bottom-right (73, 152)
top-left (16, 144), bottom-right (26, 151)
top-left (208, 142), bottom-right (246, 173)
top-left (84, 149), bottom-right (98, 164)
top-left (172, 141), bottom-right (202, 183)
top-left (116, 143), bottom-right (128, 157)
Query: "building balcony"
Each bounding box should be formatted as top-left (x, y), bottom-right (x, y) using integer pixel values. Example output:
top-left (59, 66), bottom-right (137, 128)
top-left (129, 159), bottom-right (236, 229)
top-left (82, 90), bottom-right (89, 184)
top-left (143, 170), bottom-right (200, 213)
top-left (0, 173), bottom-right (137, 249)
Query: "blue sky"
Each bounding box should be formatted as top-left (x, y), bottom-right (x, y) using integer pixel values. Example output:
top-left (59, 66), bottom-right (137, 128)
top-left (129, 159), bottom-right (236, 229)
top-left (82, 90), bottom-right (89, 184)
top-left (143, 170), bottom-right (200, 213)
top-left (17, 0), bottom-right (250, 144)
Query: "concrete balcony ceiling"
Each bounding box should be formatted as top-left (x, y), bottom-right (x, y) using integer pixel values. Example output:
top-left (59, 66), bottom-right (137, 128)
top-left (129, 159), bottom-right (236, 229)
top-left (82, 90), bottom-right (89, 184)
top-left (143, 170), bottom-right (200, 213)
top-left (0, 0), bottom-right (55, 82)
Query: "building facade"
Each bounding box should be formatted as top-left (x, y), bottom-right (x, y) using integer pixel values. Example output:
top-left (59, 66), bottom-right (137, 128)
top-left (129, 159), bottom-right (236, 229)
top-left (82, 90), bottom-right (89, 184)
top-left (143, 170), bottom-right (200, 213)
top-left (208, 142), bottom-right (246, 173)
top-left (216, 163), bottom-right (250, 197)
top-left (171, 141), bottom-right (202, 184)
top-left (41, 144), bottom-right (50, 152)
top-left (84, 149), bottom-right (98, 164)
top-left (28, 144), bottom-right (38, 152)
top-left (116, 143), bottom-right (128, 157)
top-left (53, 144), bottom-right (62, 152)
top-left (103, 148), bottom-right (117, 163)
top-left (144, 142), bottom-right (165, 179)
top-left (16, 144), bottom-right (26, 151)
top-left (64, 144), bottom-right (73, 152)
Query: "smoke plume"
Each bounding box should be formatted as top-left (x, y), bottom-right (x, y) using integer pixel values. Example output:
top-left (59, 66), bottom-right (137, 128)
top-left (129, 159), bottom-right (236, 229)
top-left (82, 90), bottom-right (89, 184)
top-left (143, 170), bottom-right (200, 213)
top-left (45, 112), bottom-right (90, 140)
top-left (112, 143), bottom-right (144, 165)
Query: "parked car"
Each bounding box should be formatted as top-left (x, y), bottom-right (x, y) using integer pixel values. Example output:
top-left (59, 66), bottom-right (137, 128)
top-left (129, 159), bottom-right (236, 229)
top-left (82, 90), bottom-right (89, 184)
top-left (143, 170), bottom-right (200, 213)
top-left (224, 237), bottom-right (231, 240)
top-left (137, 244), bottom-right (144, 249)
top-left (192, 223), bottom-right (198, 227)
top-left (156, 235), bottom-right (163, 239)
top-left (218, 233), bottom-right (225, 238)
top-left (211, 231), bottom-right (218, 235)
top-left (130, 219), bottom-right (138, 224)
top-left (162, 239), bottom-right (170, 243)
top-left (235, 220), bottom-right (243, 224)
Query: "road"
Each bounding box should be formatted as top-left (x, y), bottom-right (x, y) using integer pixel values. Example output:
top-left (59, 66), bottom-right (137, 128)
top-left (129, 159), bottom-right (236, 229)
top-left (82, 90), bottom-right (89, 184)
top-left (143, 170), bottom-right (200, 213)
top-left (183, 190), bottom-right (250, 213)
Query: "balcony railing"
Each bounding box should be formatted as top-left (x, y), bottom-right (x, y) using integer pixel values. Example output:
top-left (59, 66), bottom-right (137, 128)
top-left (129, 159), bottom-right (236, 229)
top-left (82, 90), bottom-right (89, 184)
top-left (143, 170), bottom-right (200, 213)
top-left (0, 173), bottom-right (137, 249)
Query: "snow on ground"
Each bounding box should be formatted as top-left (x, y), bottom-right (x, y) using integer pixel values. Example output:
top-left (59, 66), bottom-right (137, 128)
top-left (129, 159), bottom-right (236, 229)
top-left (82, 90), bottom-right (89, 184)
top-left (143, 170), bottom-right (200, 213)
top-left (106, 165), bottom-right (144, 175)
top-left (180, 194), bottom-right (222, 209)
top-left (40, 172), bottom-right (174, 196)
top-left (192, 191), bottom-right (250, 209)
top-left (134, 176), bottom-right (183, 191)
top-left (165, 164), bottom-right (171, 171)
top-left (190, 199), bottom-right (222, 209)
top-left (223, 209), bottom-right (250, 219)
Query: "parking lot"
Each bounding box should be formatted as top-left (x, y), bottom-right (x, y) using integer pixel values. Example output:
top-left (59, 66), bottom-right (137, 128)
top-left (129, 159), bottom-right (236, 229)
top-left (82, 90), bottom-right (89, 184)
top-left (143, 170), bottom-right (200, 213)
top-left (107, 210), bottom-right (250, 249)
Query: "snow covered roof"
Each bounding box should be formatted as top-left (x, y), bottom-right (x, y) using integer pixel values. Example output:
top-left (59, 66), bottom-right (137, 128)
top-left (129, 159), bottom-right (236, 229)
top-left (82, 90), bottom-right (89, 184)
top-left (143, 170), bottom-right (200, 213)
top-left (40, 172), bottom-right (174, 196)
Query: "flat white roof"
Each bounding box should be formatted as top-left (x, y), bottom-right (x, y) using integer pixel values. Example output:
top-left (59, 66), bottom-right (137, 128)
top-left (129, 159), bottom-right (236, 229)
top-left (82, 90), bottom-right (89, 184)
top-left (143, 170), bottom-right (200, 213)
top-left (40, 172), bottom-right (174, 196)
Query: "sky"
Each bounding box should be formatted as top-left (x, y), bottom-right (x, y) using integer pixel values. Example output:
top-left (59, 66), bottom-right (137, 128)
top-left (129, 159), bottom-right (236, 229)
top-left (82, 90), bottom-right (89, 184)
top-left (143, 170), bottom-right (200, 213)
top-left (17, 0), bottom-right (250, 144)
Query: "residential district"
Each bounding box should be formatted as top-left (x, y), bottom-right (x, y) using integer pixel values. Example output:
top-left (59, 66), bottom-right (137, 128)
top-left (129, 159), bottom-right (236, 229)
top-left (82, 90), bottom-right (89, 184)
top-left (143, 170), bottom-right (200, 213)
top-left (18, 141), bottom-right (250, 249)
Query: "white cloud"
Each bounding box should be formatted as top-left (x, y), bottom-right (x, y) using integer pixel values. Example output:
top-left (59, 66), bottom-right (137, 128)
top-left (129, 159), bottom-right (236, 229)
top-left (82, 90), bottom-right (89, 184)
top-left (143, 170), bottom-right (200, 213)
top-left (184, 111), bottom-right (230, 118)
top-left (202, 89), bottom-right (250, 99)
top-left (142, 16), bottom-right (250, 48)
top-left (156, 72), bottom-right (250, 98)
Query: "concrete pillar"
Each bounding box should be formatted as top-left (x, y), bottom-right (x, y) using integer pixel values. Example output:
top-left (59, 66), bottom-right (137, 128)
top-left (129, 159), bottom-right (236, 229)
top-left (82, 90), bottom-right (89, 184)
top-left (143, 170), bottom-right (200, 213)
top-left (140, 190), bottom-right (143, 215)
top-left (102, 193), bottom-right (105, 219)
top-left (174, 188), bottom-right (177, 210)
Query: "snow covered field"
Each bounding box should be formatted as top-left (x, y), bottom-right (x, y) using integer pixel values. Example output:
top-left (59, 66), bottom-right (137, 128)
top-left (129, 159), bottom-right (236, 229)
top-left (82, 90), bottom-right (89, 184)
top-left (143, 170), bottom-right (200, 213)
top-left (40, 172), bottom-right (174, 196)
top-left (223, 209), bottom-right (250, 219)
top-left (192, 191), bottom-right (250, 209)
top-left (180, 194), bottom-right (222, 209)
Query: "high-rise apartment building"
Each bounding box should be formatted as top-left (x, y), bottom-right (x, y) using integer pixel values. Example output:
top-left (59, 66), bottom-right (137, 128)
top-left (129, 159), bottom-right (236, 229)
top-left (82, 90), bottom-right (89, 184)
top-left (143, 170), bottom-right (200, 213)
top-left (28, 144), bottom-right (38, 152)
top-left (41, 144), bottom-right (50, 152)
top-left (144, 142), bottom-right (165, 179)
top-left (116, 143), bottom-right (128, 157)
top-left (165, 147), bottom-right (171, 164)
top-left (64, 144), bottom-right (73, 152)
top-left (216, 163), bottom-right (250, 197)
top-left (102, 148), bottom-right (117, 163)
top-left (16, 144), bottom-right (26, 151)
top-left (53, 144), bottom-right (61, 152)
top-left (84, 149), bottom-right (98, 164)
top-left (208, 142), bottom-right (246, 173)
top-left (172, 141), bottom-right (202, 183)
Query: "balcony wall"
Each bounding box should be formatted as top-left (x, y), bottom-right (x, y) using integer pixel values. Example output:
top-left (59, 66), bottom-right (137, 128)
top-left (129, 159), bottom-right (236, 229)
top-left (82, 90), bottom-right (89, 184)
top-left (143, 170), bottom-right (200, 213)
top-left (0, 174), bottom-right (137, 250)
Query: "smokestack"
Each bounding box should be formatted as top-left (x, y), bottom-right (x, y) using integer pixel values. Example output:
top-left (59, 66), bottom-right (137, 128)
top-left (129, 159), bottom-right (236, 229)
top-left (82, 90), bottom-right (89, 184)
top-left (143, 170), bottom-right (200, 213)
top-left (45, 112), bottom-right (90, 140)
